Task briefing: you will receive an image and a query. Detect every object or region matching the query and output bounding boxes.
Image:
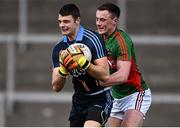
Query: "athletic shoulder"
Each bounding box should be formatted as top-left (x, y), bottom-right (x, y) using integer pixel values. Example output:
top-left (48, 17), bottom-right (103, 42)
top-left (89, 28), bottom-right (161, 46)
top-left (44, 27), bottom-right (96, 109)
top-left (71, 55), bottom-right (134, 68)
top-left (83, 28), bottom-right (102, 40)
top-left (83, 28), bottom-right (106, 58)
top-left (52, 37), bottom-right (64, 51)
top-left (116, 29), bottom-right (133, 43)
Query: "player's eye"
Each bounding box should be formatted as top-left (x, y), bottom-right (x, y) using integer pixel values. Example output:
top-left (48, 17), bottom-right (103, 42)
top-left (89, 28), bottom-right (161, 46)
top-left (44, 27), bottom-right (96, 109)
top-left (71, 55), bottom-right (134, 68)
top-left (100, 18), bottom-right (106, 22)
top-left (96, 18), bottom-right (106, 22)
top-left (58, 20), bottom-right (61, 24)
top-left (63, 20), bottom-right (70, 24)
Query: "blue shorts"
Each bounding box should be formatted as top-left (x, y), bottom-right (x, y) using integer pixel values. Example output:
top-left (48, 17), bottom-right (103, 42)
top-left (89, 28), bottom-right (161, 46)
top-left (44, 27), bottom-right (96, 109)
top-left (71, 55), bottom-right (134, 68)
top-left (69, 90), bottom-right (113, 127)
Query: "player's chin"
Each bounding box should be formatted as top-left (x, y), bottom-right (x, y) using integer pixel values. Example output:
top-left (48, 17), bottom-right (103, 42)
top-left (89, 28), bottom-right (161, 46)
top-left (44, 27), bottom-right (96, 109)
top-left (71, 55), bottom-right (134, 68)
top-left (97, 29), bottom-right (105, 35)
top-left (61, 31), bottom-right (69, 35)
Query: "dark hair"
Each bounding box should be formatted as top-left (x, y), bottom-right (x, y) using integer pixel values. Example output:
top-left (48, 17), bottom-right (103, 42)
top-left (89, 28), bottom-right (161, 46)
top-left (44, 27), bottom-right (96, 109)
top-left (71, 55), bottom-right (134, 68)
top-left (97, 3), bottom-right (120, 18)
top-left (59, 3), bottom-right (80, 20)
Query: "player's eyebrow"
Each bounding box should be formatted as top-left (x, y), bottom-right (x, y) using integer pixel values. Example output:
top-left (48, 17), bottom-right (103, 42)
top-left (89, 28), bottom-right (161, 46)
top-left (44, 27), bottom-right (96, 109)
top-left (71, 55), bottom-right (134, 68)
top-left (58, 19), bottom-right (70, 23)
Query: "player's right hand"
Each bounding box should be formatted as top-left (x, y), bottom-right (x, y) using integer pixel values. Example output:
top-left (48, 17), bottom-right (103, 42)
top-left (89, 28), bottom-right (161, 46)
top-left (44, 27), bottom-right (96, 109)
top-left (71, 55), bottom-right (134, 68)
top-left (59, 50), bottom-right (78, 71)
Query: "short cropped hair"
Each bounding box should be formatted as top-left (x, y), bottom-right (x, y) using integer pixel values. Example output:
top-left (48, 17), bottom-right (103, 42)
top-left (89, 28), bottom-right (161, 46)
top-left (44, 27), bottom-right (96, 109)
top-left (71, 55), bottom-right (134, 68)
top-left (97, 3), bottom-right (120, 18)
top-left (59, 3), bottom-right (80, 20)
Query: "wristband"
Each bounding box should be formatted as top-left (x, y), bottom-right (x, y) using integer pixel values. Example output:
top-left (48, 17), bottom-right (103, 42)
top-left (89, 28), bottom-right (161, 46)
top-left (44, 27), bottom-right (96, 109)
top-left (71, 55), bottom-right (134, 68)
top-left (78, 56), bottom-right (90, 70)
top-left (58, 66), bottom-right (68, 78)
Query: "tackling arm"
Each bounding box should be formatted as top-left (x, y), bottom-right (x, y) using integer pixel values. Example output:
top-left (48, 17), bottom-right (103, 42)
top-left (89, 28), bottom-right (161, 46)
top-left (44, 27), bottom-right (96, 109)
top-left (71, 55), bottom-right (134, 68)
top-left (102, 59), bottom-right (131, 87)
top-left (86, 57), bottom-right (109, 82)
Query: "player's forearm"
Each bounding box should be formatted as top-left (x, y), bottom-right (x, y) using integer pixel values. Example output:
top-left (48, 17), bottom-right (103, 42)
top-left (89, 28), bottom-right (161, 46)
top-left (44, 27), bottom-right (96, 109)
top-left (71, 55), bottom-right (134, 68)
top-left (102, 77), bottom-right (125, 87)
top-left (102, 71), bottom-right (128, 87)
top-left (52, 68), bottom-right (66, 92)
top-left (52, 77), bottom-right (66, 92)
top-left (87, 63), bottom-right (109, 82)
top-left (102, 60), bottom-right (131, 87)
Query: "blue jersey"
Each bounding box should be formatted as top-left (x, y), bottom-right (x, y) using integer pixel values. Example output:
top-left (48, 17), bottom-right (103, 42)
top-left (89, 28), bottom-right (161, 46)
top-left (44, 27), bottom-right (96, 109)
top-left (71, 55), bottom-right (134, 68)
top-left (52, 26), bottom-right (109, 95)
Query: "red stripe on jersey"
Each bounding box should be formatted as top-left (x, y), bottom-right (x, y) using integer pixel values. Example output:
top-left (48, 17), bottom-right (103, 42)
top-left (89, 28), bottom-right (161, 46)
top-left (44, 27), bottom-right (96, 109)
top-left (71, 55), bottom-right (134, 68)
top-left (114, 32), bottom-right (128, 60)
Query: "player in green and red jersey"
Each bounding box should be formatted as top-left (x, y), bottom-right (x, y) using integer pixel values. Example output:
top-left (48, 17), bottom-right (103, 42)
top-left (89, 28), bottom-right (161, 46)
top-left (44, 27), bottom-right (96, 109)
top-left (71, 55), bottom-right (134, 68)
top-left (96, 3), bottom-right (152, 127)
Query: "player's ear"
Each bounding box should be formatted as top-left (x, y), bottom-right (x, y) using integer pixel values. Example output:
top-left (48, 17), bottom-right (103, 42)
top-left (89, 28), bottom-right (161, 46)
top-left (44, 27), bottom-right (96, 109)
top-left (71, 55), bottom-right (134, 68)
top-left (75, 17), bottom-right (81, 24)
top-left (113, 17), bottom-right (118, 24)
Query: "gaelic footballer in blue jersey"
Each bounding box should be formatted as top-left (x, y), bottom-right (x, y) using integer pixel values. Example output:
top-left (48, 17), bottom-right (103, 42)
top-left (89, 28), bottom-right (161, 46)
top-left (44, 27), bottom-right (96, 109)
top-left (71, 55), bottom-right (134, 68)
top-left (51, 3), bottom-right (113, 127)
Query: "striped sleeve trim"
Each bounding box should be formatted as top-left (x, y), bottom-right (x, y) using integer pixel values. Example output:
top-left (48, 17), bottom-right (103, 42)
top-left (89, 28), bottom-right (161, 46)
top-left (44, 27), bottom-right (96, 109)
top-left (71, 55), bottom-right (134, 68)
top-left (84, 29), bottom-right (104, 58)
top-left (115, 32), bottom-right (128, 61)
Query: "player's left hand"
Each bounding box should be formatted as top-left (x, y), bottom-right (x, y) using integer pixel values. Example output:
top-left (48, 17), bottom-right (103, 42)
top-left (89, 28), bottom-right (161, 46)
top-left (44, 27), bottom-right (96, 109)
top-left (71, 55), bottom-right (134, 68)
top-left (67, 45), bottom-right (90, 70)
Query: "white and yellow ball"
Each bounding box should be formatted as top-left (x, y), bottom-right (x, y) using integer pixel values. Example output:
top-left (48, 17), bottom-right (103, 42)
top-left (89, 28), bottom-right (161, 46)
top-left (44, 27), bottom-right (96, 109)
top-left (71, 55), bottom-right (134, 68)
top-left (69, 43), bottom-right (92, 61)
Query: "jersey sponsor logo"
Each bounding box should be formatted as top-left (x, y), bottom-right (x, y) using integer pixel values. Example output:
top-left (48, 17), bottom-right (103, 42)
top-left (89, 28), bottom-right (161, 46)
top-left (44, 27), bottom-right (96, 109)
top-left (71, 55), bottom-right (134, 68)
top-left (78, 79), bottom-right (90, 92)
top-left (107, 57), bottom-right (117, 69)
top-left (106, 48), bottom-right (117, 69)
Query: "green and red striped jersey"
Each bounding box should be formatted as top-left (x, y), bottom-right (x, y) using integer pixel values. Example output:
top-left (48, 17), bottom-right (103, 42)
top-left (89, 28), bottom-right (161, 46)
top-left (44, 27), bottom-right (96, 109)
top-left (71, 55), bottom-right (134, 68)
top-left (105, 29), bottom-right (149, 99)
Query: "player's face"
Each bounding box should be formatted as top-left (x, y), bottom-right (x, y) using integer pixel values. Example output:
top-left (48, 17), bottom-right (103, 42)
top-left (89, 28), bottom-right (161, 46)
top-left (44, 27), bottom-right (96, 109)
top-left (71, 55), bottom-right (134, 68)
top-left (96, 10), bottom-right (117, 36)
top-left (58, 15), bottom-right (78, 37)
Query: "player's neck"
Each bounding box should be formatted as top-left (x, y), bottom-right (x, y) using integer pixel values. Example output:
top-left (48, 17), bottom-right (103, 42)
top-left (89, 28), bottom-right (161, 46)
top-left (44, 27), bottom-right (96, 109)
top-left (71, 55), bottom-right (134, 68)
top-left (102, 34), bottom-right (109, 42)
top-left (68, 25), bottom-right (80, 41)
top-left (102, 31), bottom-right (114, 41)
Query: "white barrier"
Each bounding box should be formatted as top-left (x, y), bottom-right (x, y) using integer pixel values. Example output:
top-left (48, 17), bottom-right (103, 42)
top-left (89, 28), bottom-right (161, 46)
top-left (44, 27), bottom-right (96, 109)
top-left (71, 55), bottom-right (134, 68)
top-left (7, 91), bottom-right (180, 104)
top-left (0, 93), bottom-right (5, 127)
